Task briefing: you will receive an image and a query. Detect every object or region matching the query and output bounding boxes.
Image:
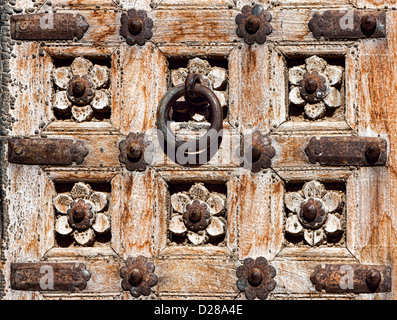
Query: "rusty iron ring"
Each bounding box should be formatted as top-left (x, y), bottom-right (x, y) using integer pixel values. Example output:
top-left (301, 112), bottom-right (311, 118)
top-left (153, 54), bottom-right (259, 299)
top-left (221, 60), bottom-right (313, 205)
top-left (156, 80), bottom-right (223, 152)
top-left (184, 73), bottom-right (212, 106)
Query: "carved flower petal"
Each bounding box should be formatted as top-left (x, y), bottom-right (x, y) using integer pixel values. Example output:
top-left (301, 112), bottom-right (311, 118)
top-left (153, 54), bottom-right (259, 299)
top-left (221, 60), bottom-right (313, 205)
top-left (70, 57), bottom-right (93, 76)
top-left (285, 214), bottom-right (304, 236)
top-left (55, 215), bottom-right (73, 236)
top-left (206, 193), bottom-right (226, 216)
top-left (171, 68), bottom-right (188, 87)
top-left (53, 193), bottom-right (73, 214)
top-left (304, 228), bottom-right (325, 246)
top-left (89, 64), bottom-right (109, 89)
top-left (187, 57), bottom-right (211, 75)
top-left (289, 86), bottom-right (305, 106)
top-left (323, 87), bottom-right (342, 108)
top-left (324, 65), bottom-right (344, 86)
top-left (91, 90), bottom-right (109, 113)
top-left (170, 192), bottom-right (191, 213)
top-left (186, 231), bottom-right (206, 245)
top-left (71, 182), bottom-right (92, 200)
top-left (53, 66), bottom-right (72, 89)
top-left (92, 213), bottom-right (111, 234)
top-left (206, 217), bottom-right (225, 238)
top-left (304, 102), bottom-right (326, 120)
top-left (305, 55), bottom-right (327, 73)
top-left (288, 65), bottom-right (306, 86)
top-left (71, 105), bottom-right (94, 122)
top-left (322, 191), bottom-right (341, 213)
top-left (303, 180), bottom-right (326, 199)
top-left (73, 228), bottom-right (95, 246)
top-left (208, 67), bottom-right (227, 90)
top-left (189, 183), bottom-right (210, 201)
top-left (284, 192), bottom-right (304, 213)
top-left (54, 91), bottom-right (72, 113)
top-left (89, 191), bottom-right (108, 212)
top-left (169, 215), bottom-right (187, 236)
top-left (323, 213), bottom-right (342, 236)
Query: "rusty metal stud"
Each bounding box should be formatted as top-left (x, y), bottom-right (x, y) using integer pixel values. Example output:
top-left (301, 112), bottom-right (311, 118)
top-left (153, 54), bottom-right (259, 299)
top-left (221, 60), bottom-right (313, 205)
top-left (120, 9), bottom-right (153, 46)
top-left (236, 257), bottom-right (276, 300)
top-left (308, 10), bottom-right (386, 40)
top-left (366, 269), bottom-right (381, 290)
top-left (361, 13), bottom-right (377, 35)
top-left (67, 199), bottom-right (95, 230)
top-left (119, 133), bottom-right (152, 171)
top-left (182, 200), bottom-right (211, 231)
top-left (235, 4), bottom-right (273, 45)
top-left (365, 142), bottom-right (381, 164)
top-left (67, 75), bottom-right (95, 106)
top-left (299, 71), bottom-right (328, 104)
top-left (120, 256), bottom-right (158, 298)
top-left (298, 198), bottom-right (327, 230)
top-left (10, 13), bottom-right (89, 41)
top-left (238, 131), bottom-right (275, 173)
top-left (310, 264), bottom-right (391, 293)
top-left (128, 269), bottom-right (143, 287)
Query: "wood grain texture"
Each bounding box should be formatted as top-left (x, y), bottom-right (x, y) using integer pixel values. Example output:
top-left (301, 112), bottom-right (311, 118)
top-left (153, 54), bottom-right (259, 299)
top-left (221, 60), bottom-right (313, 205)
top-left (111, 169), bottom-right (167, 258)
top-left (9, 43), bottom-right (54, 136)
top-left (2, 165), bottom-right (55, 299)
top-left (228, 44), bottom-right (271, 131)
top-left (155, 257), bottom-right (238, 299)
top-left (111, 43), bottom-right (168, 135)
top-left (346, 11), bottom-right (397, 298)
top-left (229, 169), bottom-right (284, 260)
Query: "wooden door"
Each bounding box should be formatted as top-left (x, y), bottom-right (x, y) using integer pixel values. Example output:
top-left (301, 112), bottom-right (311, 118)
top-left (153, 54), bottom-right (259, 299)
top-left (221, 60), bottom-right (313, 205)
top-left (1, 0), bottom-right (396, 300)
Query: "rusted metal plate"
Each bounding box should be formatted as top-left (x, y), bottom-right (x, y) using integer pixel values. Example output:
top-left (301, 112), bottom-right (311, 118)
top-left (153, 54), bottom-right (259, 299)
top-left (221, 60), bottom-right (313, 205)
top-left (308, 10), bottom-right (386, 40)
top-left (310, 264), bottom-right (391, 293)
top-left (11, 263), bottom-right (91, 291)
top-left (8, 138), bottom-right (89, 165)
top-left (305, 136), bottom-right (387, 166)
top-left (10, 13), bottom-right (89, 40)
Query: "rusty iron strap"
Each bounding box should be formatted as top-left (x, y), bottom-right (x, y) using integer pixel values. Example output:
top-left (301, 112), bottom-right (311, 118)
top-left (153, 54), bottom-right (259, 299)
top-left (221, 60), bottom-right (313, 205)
top-left (305, 136), bottom-right (387, 166)
top-left (8, 138), bottom-right (89, 165)
top-left (10, 13), bottom-right (89, 40)
top-left (11, 263), bottom-right (91, 291)
top-left (310, 264), bottom-right (391, 293)
top-left (308, 10), bottom-right (386, 40)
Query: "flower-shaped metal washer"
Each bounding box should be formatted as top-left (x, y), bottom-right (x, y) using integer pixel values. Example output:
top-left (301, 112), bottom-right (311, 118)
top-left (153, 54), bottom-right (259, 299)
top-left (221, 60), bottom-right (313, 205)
top-left (67, 199), bottom-right (95, 230)
top-left (67, 75), bottom-right (95, 106)
top-left (236, 257), bottom-right (277, 300)
top-left (235, 4), bottom-right (272, 45)
top-left (119, 132), bottom-right (152, 171)
top-left (182, 200), bottom-right (211, 232)
top-left (120, 256), bottom-right (158, 298)
top-left (120, 9), bottom-right (153, 46)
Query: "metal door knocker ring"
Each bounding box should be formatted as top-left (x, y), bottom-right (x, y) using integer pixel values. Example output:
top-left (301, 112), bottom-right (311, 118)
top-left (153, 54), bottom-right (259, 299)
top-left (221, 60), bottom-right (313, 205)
top-left (156, 73), bottom-right (223, 162)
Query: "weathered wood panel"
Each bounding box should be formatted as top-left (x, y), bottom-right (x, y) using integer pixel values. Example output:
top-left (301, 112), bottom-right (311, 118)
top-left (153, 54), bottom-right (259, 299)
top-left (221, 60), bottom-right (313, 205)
top-left (155, 257), bottom-right (238, 299)
top-left (347, 11), bottom-right (397, 298)
top-left (228, 45), bottom-right (271, 131)
top-left (9, 43), bottom-right (54, 136)
top-left (231, 169), bottom-right (284, 260)
top-left (111, 169), bottom-right (167, 258)
top-left (3, 165), bottom-right (55, 299)
top-left (111, 43), bottom-right (168, 135)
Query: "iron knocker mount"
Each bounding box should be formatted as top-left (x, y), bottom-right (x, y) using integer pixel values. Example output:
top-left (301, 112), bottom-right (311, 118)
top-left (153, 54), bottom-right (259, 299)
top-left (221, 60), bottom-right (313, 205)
top-left (156, 73), bottom-right (223, 165)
